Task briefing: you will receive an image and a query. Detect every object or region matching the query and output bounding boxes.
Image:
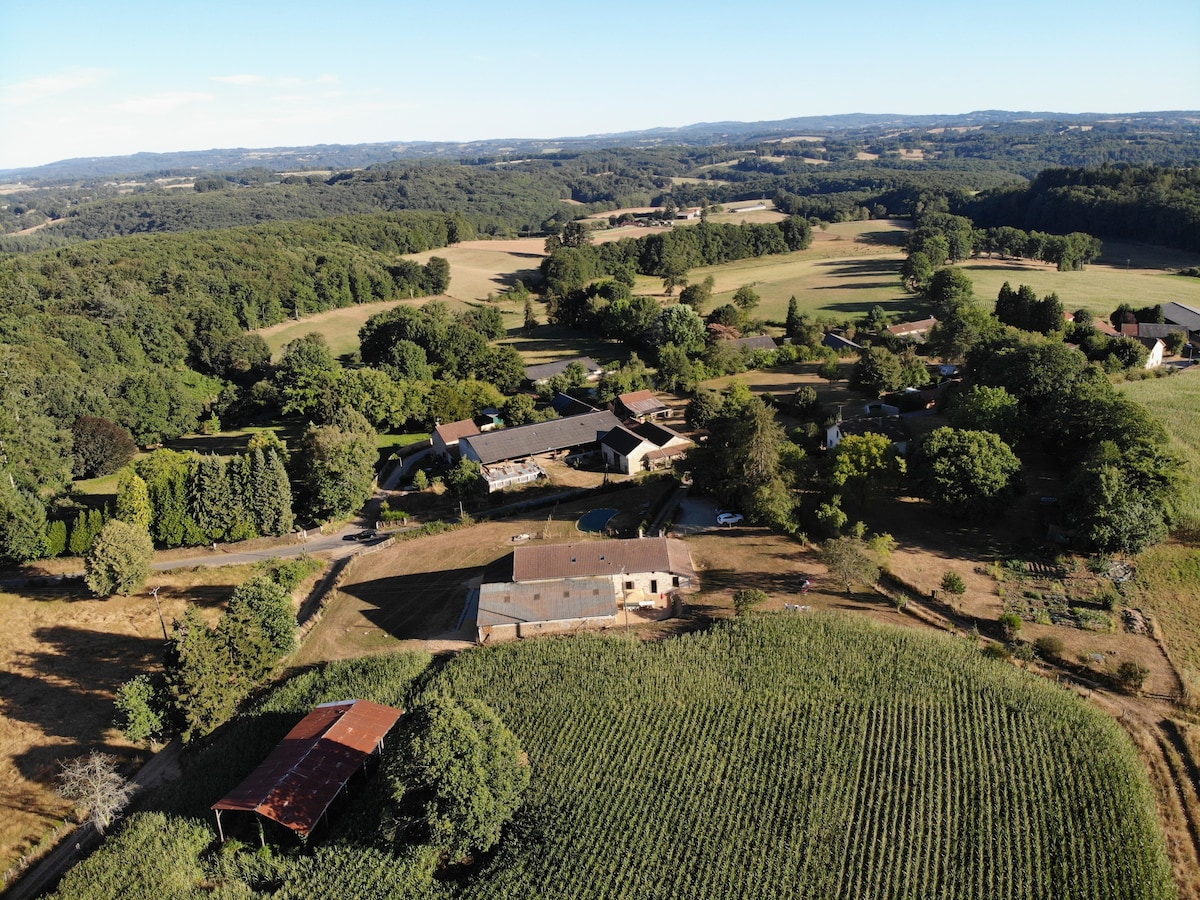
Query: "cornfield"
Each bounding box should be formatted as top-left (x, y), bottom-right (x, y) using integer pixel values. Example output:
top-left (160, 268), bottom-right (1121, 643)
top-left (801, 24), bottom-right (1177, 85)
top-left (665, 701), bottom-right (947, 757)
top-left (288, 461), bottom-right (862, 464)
top-left (426, 615), bottom-right (1173, 900)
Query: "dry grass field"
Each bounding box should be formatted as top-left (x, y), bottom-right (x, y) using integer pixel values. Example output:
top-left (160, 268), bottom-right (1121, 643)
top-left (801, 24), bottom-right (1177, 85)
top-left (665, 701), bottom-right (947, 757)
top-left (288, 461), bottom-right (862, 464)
top-left (0, 564), bottom-right (270, 879)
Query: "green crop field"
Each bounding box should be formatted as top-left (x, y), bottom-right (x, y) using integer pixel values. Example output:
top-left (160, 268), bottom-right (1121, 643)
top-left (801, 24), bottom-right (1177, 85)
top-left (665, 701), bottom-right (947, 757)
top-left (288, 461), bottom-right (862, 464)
top-left (57, 616), bottom-right (1171, 899)
top-left (1120, 370), bottom-right (1200, 528)
top-left (430, 616), bottom-right (1171, 900)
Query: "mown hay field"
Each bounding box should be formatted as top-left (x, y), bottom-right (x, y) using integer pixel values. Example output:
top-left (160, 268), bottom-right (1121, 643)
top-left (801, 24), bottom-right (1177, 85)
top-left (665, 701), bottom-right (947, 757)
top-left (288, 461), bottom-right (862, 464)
top-left (962, 259), bottom-right (1200, 321)
top-left (58, 616), bottom-right (1174, 899)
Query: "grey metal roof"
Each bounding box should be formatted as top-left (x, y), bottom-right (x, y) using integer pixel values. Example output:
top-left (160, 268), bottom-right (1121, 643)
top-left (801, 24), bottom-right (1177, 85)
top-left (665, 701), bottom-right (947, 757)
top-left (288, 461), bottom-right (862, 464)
top-left (1162, 302), bottom-right (1200, 332)
top-left (551, 392), bottom-right (599, 416)
top-left (823, 332), bottom-right (863, 352)
top-left (460, 410), bottom-right (622, 465)
top-left (477, 576), bottom-right (617, 627)
top-left (525, 356), bottom-right (603, 382)
top-left (728, 334), bottom-right (780, 351)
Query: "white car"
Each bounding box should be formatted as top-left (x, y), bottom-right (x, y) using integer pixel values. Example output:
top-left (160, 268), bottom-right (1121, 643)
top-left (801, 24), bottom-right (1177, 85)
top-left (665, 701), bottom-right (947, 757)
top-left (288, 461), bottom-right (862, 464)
top-left (717, 512), bottom-right (744, 526)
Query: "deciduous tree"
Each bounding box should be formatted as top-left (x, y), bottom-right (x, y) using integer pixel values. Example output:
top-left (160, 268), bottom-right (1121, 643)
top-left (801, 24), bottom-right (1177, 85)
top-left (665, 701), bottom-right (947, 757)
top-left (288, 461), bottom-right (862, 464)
top-left (910, 428), bottom-right (1022, 520)
top-left (56, 752), bottom-right (134, 835)
top-left (394, 696), bottom-right (530, 862)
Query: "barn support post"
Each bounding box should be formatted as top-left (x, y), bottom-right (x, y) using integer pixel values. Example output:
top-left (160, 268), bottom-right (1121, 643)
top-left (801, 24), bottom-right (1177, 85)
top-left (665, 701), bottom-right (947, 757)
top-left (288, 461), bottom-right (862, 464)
top-left (215, 809), bottom-right (225, 843)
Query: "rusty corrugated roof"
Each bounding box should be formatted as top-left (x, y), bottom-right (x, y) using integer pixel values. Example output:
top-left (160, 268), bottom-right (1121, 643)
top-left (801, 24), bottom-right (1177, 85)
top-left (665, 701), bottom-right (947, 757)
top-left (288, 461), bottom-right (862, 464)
top-left (211, 699), bottom-right (402, 837)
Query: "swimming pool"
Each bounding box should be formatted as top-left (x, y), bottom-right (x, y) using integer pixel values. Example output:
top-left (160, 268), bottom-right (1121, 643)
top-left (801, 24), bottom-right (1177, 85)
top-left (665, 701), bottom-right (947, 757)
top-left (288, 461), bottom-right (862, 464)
top-left (576, 508), bottom-right (619, 532)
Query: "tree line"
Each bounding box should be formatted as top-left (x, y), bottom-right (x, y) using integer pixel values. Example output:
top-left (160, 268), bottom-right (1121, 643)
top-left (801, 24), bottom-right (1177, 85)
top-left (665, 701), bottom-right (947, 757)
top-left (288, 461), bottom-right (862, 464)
top-left (961, 164), bottom-right (1200, 254)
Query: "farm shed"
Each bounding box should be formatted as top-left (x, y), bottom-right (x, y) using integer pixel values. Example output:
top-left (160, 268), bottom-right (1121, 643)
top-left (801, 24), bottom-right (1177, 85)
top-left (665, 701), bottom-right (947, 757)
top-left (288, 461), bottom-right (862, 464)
top-left (459, 410), bottom-right (622, 467)
top-left (614, 389), bottom-right (670, 421)
top-left (211, 699), bottom-right (403, 844)
top-left (525, 355), bottom-right (604, 387)
top-left (886, 317), bottom-right (938, 341)
top-left (725, 334), bottom-right (779, 352)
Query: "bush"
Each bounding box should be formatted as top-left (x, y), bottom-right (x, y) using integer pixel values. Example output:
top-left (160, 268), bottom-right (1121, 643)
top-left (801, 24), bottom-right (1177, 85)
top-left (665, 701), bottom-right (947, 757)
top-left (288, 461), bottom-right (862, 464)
top-left (733, 589), bottom-right (768, 616)
top-left (982, 642), bottom-right (1012, 660)
top-left (1033, 635), bottom-right (1065, 661)
top-left (940, 571), bottom-right (966, 595)
top-left (1115, 660), bottom-right (1150, 693)
top-left (999, 612), bottom-right (1023, 641)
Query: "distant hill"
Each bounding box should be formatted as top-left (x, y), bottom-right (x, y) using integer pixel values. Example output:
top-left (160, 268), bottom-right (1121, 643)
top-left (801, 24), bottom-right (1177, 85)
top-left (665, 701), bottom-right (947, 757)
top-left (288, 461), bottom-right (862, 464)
top-left (4, 110), bottom-right (1197, 183)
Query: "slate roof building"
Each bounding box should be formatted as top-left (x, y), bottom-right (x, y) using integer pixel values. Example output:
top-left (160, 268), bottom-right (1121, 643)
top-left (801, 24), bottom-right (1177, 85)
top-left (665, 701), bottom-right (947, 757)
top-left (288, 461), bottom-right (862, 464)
top-left (458, 410), bottom-right (622, 491)
top-left (823, 332), bottom-right (863, 353)
top-left (725, 334), bottom-right (780, 352)
top-left (601, 420), bottom-right (693, 475)
top-left (524, 356), bottom-right (604, 386)
top-left (211, 699), bottom-right (402, 844)
top-left (476, 537), bottom-right (698, 642)
top-left (1161, 302), bottom-right (1200, 334)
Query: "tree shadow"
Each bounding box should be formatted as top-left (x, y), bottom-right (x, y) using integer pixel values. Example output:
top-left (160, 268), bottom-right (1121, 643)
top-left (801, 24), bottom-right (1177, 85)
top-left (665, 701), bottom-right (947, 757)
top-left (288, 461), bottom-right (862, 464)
top-left (336, 566), bottom-right (478, 640)
top-left (497, 267), bottom-right (543, 288)
top-left (3, 624), bottom-right (166, 779)
top-left (812, 259), bottom-right (904, 277)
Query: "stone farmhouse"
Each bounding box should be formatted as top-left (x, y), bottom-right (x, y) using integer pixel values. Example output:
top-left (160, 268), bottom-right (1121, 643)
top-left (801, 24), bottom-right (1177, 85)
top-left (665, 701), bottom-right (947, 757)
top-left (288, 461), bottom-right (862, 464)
top-left (475, 537), bottom-right (697, 642)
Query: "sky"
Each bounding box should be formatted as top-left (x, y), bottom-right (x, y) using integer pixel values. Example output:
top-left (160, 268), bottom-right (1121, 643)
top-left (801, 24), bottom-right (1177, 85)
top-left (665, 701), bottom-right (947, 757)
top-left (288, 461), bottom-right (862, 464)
top-left (1, 0), bottom-right (1198, 171)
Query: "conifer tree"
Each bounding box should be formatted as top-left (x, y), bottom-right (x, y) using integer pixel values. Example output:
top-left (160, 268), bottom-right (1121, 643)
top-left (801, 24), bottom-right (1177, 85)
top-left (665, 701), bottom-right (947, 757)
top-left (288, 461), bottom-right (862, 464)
top-left (115, 469), bottom-right (153, 533)
top-left (187, 454), bottom-right (232, 541)
top-left (68, 510), bottom-right (91, 556)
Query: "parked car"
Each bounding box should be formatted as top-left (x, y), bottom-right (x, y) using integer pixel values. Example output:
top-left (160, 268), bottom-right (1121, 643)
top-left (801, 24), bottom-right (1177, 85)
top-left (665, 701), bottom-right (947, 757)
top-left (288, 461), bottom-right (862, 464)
top-left (717, 512), bottom-right (744, 526)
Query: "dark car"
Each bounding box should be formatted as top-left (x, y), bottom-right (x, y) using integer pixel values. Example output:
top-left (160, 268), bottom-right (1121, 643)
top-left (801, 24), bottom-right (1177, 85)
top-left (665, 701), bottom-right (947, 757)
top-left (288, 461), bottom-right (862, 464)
top-left (346, 528), bottom-right (378, 541)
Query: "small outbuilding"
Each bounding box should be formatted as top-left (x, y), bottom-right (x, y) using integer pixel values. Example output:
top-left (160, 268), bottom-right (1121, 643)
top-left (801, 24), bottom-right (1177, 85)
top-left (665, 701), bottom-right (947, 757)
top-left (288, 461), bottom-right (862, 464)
top-left (211, 699), bottom-right (403, 845)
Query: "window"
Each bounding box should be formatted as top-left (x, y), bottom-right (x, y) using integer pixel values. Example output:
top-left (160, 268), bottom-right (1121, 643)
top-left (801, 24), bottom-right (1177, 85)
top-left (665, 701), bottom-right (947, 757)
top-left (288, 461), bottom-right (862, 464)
top-left (625, 581), bottom-right (634, 590)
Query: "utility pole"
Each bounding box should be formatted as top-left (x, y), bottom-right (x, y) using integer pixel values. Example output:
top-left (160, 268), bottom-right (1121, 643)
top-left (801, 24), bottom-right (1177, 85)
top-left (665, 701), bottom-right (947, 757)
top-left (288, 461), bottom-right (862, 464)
top-left (149, 586), bottom-right (168, 641)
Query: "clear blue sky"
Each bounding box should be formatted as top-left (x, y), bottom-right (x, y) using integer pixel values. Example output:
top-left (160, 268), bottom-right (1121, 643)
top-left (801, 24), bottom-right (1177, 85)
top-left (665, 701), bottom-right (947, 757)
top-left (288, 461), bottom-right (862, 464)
top-left (1, 0), bottom-right (1198, 170)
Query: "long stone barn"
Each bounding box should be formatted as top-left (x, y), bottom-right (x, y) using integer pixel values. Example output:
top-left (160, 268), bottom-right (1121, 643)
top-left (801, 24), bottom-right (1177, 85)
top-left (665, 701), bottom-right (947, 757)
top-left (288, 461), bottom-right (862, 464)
top-left (458, 410), bottom-right (623, 492)
top-left (475, 536), bottom-right (698, 642)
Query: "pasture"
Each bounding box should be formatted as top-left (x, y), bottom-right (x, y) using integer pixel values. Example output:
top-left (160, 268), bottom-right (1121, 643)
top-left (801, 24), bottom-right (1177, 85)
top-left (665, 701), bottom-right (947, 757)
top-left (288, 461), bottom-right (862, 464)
top-left (1119, 369), bottom-right (1200, 693)
top-left (960, 258), bottom-right (1200, 320)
